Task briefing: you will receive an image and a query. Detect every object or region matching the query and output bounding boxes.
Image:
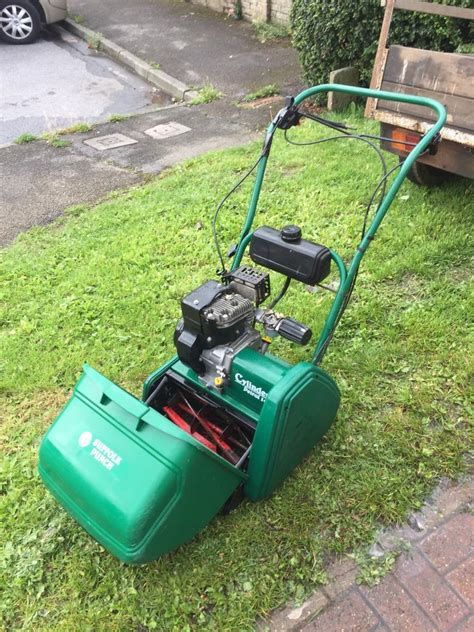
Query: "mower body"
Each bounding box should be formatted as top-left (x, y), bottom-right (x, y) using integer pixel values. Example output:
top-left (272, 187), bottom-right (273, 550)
top-left (38, 84), bottom-right (446, 564)
top-left (39, 353), bottom-right (339, 563)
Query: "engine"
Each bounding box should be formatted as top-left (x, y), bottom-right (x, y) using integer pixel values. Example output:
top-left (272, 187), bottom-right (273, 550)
top-left (174, 225), bottom-right (332, 391)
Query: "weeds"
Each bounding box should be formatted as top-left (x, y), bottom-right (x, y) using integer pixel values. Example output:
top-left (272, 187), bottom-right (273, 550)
top-left (70, 13), bottom-right (85, 24)
top-left (40, 132), bottom-right (72, 148)
top-left (189, 83), bottom-right (222, 105)
top-left (242, 83), bottom-right (279, 102)
top-left (355, 550), bottom-right (399, 587)
top-left (15, 124), bottom-right (91, 147)
top-left (56, 122), bottom-right (93, 135)
top-left (108, 114), bottom-right (130, 123)
top-left (47, 137), bottom-right (72, 148)
top-left (253, 20), bottom-right (290, 43)
top-left (14, 133), bottom-right (38, 144)
top-left (86, 32), bottom-right (102, 50)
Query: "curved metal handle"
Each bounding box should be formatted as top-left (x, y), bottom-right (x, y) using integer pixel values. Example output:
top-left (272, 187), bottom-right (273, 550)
top-left (294, 83), bottom-right (445, 122)
top-left (231, 84), bottom-right (446, 270)
top-left (229, 84), bottom-right (446, 363)
top-left (294, 84), bottom-right (446, 196)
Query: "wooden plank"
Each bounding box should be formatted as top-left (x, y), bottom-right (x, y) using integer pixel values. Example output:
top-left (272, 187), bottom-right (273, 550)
top-left (383, 46), bottom-right (474, 100)
top-left (394, 0), bottom-right (474, 21)
top-left (378, 80), bottom-right (474, 132)
top-left (365, 0), bottom-right (395, 118)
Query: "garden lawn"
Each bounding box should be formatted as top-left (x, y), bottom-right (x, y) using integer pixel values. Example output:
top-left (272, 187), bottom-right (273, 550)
top-left (1, 114), bottom-right (472, 631)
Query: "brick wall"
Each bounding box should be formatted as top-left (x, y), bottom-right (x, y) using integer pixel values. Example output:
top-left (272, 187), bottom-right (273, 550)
top-left (189, 0), bottom-right (292, 25)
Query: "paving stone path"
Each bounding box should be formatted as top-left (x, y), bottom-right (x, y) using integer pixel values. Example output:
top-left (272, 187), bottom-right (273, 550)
top-left (266, 475), bottom-right (473, 631)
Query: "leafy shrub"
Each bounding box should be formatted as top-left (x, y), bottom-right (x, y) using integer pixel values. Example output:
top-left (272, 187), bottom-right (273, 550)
top-left (291, 0), bottom-right (473, 100)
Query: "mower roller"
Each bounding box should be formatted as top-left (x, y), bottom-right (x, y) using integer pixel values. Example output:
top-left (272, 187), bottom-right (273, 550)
top-left (38, 85), bottom-right (446, 564)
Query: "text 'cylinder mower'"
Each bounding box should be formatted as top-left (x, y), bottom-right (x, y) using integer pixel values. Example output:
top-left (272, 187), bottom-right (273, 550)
top-left (38, 85), bottom-right (446, 564)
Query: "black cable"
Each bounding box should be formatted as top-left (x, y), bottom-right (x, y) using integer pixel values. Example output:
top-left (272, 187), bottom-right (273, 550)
top-left (212, 154), bottom-right (264, 275)
top-left (300, 110), bottom-right (355, 134)
top-left (268, 276), bottom-right (291, 310)
top-left (298, 111), bottom-right (421, 148)
top-left (359, 133), bottom-right (419, 147)
top-left (285, 129), bottom-right (390, 230)
top-left (284, 129), bottom-right (388, 184)
top-left (314, 159), bottom-right (407, 363)
top-left (360, 159), bottom-right (406, 238)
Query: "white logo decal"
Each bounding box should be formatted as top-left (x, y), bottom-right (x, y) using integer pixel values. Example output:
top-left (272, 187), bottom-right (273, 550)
top-left (234, 373), bottom-right (268, 402)
top-left (78, 431), bottom-right (92, 447)
top-left (78, 432), bottom-right (123, 471)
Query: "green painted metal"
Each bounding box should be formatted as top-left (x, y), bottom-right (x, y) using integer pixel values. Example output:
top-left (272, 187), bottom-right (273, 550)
top-left (231, 84), bottom-right (446, 363)
top-left (39, 365), bottom-right (246, 564)
top-left (245, 361), bottom-right (340, 501)
top-left (38, 85), bottom-right (446, 564)
top-left (146, 352), bottom-right (339, 503)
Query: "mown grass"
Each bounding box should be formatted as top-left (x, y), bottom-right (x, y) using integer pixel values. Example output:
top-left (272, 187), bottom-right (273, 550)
top-left (1, 114), bottom-right (472, 630)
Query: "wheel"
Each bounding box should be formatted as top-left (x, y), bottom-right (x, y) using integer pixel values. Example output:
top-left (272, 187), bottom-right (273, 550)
top-left (0, 0), bottom-right (41, 44)
top-left (401, 158), bottom-right (452, 187)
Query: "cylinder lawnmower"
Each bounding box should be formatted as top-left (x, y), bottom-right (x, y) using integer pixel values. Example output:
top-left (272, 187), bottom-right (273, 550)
top-left (38, 85), bottom-right (446, 564)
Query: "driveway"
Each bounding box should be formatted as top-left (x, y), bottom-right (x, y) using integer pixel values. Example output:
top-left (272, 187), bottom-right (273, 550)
top-left (0, 28), bottom-right (169, 145)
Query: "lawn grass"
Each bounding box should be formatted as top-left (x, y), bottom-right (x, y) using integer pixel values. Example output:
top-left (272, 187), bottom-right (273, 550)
top-left (1, 114), bottom-right (472, 630)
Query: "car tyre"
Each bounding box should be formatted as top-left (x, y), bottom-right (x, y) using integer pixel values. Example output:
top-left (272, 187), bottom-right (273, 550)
top-left (0, 0), bottom-right (41, 44)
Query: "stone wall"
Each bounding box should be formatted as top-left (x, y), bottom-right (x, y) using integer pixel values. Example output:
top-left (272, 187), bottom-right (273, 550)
top-left (189, 0), bottom-right (292, 25)
top-left (269, 0), bottom-right (291, 24)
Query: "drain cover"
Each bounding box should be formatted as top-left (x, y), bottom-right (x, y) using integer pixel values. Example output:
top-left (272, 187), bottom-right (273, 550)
top-left (84, 134), bottom-right (138, 150)
top-left (144, 122), bottom-right (191, 139)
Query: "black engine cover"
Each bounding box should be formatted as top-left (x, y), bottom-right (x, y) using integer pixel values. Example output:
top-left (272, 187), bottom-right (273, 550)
top-left (175, 280), bottom-right (253, 374)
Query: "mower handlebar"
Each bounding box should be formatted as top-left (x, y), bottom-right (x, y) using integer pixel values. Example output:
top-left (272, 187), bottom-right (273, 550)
top-left (293, 84), bottom-right (446, 129)
top-left (230, 84), bottom-right (447, 364)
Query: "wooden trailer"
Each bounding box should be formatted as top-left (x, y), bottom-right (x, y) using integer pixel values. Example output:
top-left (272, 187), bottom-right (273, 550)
top-left (366, 0), bottom-right (474, 185)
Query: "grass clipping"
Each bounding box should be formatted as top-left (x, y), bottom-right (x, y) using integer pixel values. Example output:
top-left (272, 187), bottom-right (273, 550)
top-left (1, 114), bottom-right (472, 630)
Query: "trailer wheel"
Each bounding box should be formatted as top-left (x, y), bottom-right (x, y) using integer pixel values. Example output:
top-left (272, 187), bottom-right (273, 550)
top-left (402, 159), bottom-right (451, 187)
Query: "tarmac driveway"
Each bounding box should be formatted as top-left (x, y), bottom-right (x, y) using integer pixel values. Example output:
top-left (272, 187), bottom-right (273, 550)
top-left (0, 28), bottom-right (167, 145)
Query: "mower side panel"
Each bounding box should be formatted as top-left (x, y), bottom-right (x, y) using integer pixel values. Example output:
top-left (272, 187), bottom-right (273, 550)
top-left (39, 365), bottom-right (245, 564)
top-left (245, 362), bottom-right (340, 501)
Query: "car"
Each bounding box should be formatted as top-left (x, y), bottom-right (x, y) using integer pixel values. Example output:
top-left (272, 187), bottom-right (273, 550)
top-left (0, 0), bottom-right (67, 44)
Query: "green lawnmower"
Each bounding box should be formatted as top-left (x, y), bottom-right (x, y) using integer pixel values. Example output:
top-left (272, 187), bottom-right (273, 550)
top-left (38, 85), bottom-right (446, 564)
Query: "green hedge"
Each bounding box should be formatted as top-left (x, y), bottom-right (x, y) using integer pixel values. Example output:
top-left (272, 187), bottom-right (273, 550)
top-left (291, 0), bottom-right (473, 98)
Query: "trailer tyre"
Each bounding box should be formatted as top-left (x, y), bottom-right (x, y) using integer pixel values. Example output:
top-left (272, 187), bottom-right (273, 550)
top-left (402, 159), bottom-right (451, 187)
